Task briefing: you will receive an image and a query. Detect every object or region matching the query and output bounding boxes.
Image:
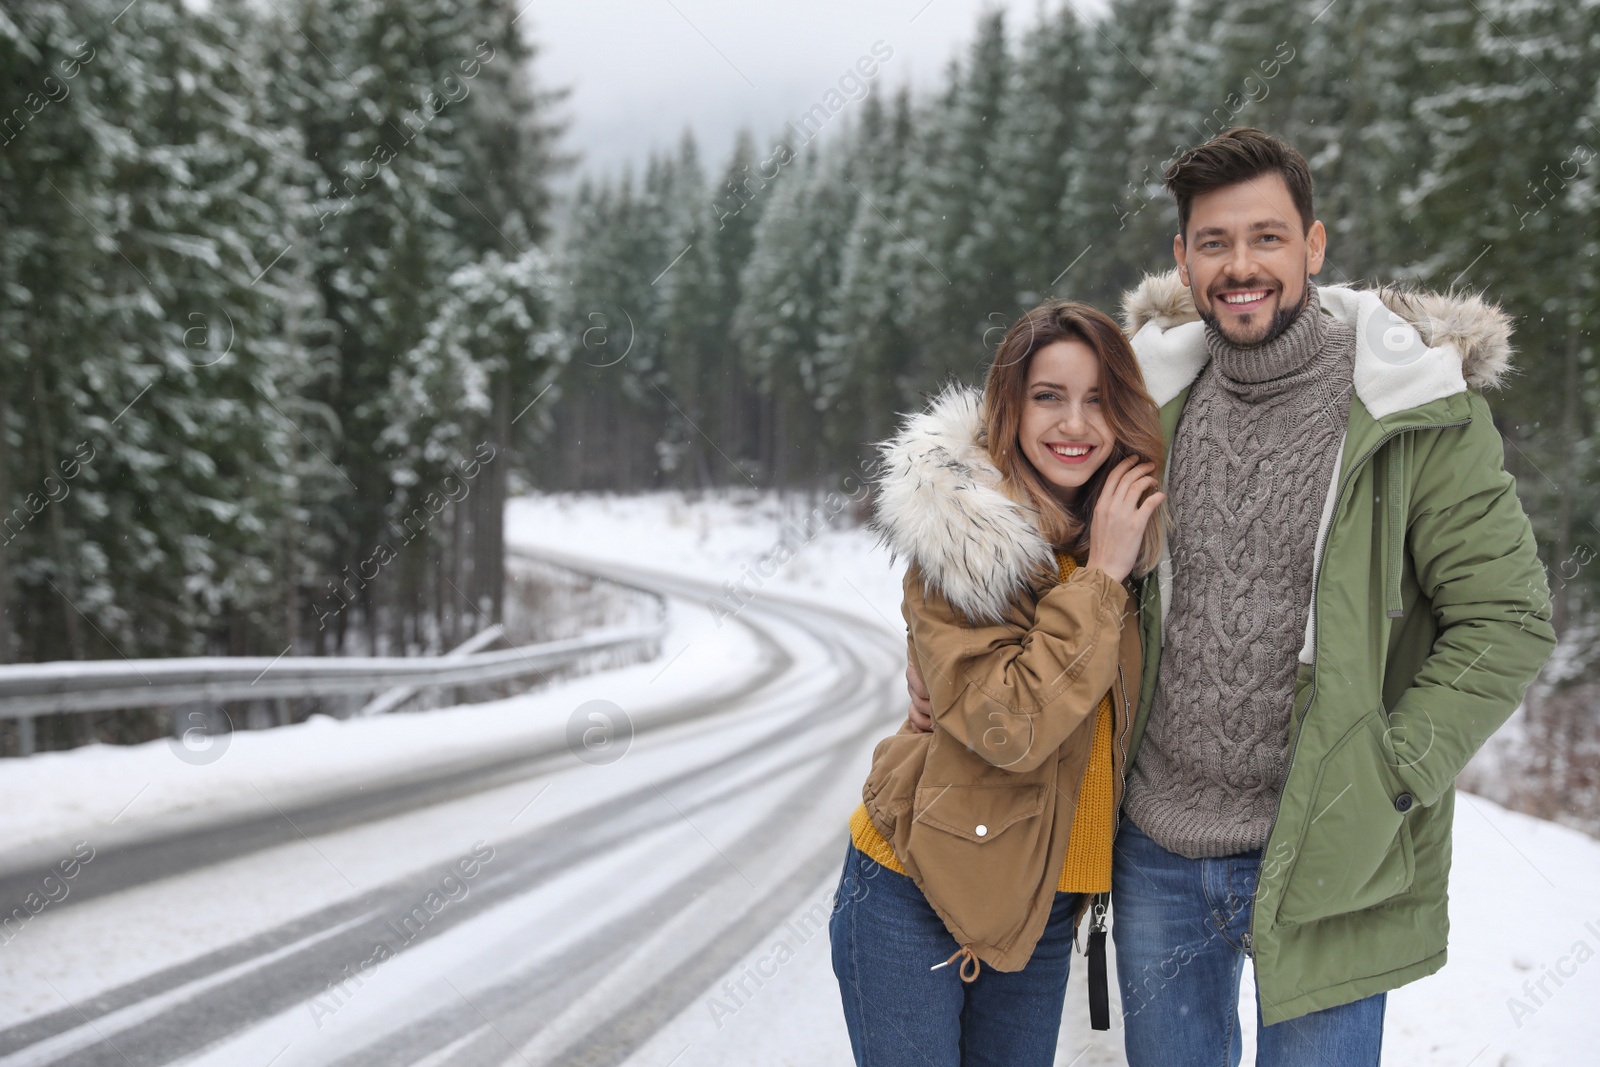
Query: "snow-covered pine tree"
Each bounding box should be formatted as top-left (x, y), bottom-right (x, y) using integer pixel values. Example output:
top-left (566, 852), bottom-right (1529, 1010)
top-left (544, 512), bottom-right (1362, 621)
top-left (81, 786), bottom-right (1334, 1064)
top-left (655, 131), bottom-right (734, 488)
top-left (0, 0), bottom-right (109, 672)
top-left (914, 11), bottom-right (1011, 382)
top-left (1562, 20), bottom-right (1600, 631)
top-left (1159, 0), bottom-right (1308, 153)
top-left (381, 249), bottom-right (560, 645)
top-left (254, 0), bottom-right (343, 660)
top-left (815, 89), bottom-right (922, 467)
top-left (2, 0), bottom-right (312, 666)
top-left (288, 0), bottom-right (562, 651)
top-left (1057, 0), bottom-right (1183, 308)
top-left (547, 173), bottom-right (655, 490)
top-left (733, 145), bottom-right (855, 485)
top-left (288, 0), bottom-right (479, 651)
top-left (1405, 0), bottom-right (1599, 631)
top-left (963, 2), bottom-right (1088, 311)
top-left (442, 0), bottom-right (569, 257)
top-left (709, 129), bottom-right (766, 473)
top-left (394, 0), bottom-right (566, 647)
top-left (0, 0), bottom-right (322, 752)
top-left (1294, 0), bottom-right (1430, 281)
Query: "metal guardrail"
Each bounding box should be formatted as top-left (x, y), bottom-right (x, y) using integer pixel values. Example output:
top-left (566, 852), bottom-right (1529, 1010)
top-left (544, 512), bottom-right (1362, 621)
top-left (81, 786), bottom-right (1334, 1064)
top-left (0, 622), bottom-right (665, 720)
top-left (356, 624), bottom-right (510, 718)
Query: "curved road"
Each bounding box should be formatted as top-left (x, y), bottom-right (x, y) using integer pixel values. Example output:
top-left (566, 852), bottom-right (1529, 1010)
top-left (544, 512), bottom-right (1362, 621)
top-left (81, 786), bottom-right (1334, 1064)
top-left (0, 549), bottom-right (906, 1067)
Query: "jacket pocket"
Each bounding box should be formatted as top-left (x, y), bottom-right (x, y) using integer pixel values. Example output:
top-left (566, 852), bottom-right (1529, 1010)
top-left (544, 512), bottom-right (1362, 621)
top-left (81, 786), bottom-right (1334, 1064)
top-left (1275, 707), bottom-right (1416, 926)
top-left (902, 781), bottom-right (1051, 948)
top-left (910, 782), bottom-right (1046, 843)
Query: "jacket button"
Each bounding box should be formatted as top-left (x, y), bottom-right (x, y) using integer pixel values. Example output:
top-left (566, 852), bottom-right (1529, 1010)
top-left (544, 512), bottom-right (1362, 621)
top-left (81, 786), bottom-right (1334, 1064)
top-left (1394, 793), bottom-right (1414, 814)
top-left (975, 824), bottom-right (988, 837)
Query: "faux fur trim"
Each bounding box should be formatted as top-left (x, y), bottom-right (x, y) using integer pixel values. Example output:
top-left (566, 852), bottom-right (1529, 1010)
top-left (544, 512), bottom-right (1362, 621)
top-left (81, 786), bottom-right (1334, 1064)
top-left (1121, 270), bottom-right (1516, 416)
top-left (1121, 270), bottom-right (1198, 335)
top-left (1369, 284), bottom-right (1513, 391)
top-left (871, 385), bottom-right (1056, 625)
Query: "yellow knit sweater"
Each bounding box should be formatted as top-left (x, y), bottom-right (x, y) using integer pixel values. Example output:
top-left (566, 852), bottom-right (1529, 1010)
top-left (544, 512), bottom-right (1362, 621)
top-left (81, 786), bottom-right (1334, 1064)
top-left (849, 552), bottom-right (1115, 893)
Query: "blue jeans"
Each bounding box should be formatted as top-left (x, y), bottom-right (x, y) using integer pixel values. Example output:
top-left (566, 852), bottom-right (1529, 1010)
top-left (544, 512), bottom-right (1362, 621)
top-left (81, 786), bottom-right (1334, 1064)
top-left (1112, 819), bottom-right (1386, 1066)
top-left (828, 842), bottom-right (1085, 1067)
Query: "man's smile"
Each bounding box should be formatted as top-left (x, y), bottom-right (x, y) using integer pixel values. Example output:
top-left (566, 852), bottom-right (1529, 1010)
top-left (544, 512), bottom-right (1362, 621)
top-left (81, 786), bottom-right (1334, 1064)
top-left (1215, 287), bottom-right (1274, 311)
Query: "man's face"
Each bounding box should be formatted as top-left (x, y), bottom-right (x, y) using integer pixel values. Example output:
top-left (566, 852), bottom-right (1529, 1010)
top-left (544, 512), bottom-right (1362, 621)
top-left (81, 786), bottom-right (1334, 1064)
top-left (1173, 172), bottom-right (1327, 346)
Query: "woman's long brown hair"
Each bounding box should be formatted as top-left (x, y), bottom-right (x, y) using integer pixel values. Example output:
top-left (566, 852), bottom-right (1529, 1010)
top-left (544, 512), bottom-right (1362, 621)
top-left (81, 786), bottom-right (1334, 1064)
top-left (982, 300), bottom-right (1167, 577)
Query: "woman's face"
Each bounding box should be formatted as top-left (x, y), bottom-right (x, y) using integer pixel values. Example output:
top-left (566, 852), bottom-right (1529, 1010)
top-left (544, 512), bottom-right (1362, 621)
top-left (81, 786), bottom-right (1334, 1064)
top-left (1018, 339), bottom-right (1115, 504)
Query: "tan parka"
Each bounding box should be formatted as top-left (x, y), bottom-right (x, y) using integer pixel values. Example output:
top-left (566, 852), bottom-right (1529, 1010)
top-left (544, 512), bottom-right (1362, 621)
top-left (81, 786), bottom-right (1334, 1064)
top-left (860, 385), bottom-right (1143, 973)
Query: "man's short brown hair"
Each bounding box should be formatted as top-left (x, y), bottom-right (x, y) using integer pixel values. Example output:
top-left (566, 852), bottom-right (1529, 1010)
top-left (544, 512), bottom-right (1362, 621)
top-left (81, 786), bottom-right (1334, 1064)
top-left (1163, 128), bottom-right (1314, 240)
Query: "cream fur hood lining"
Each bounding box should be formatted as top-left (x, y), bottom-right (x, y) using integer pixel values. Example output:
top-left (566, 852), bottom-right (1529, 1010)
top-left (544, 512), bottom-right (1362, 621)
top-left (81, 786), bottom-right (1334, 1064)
top-left (871, 385), bottom-right (1055, 626)
top-left (1121, 270), bottom-right (1515, 419)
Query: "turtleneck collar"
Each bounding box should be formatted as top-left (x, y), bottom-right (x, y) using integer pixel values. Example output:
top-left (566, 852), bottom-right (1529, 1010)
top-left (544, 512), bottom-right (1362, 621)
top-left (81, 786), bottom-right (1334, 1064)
top-left (1203, 285), bottom-right (1327, 385)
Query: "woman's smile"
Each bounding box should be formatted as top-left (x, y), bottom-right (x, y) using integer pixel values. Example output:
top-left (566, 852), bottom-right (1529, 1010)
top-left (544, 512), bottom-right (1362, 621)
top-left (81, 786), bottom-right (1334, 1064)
top-left (1045, 442), bottom-right (1097, 464)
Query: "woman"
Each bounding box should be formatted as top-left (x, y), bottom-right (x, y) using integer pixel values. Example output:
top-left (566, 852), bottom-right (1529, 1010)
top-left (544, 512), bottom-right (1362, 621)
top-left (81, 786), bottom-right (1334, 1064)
top-left (829, 300), bottom-right (1167, 1066)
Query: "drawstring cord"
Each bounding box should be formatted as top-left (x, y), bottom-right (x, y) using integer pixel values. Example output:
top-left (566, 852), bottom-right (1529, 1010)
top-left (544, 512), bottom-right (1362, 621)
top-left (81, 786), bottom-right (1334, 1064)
top-left (931, 944), bottom-right (981, 982)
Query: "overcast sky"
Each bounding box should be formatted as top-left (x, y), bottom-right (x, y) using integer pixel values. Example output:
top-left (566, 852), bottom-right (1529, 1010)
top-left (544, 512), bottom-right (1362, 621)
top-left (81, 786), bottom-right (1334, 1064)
top-left (522, 0), bottom-right (1107, 179)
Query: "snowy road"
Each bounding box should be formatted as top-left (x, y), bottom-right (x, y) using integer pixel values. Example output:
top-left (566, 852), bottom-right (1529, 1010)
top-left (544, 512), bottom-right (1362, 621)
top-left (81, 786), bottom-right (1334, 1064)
top-left (0, 549), bottom-right (904, 1067)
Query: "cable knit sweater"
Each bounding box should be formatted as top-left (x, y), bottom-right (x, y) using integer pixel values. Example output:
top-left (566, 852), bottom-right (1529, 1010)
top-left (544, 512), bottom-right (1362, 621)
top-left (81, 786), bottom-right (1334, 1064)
top-left (1123, 287), bottom-right (1356, 858)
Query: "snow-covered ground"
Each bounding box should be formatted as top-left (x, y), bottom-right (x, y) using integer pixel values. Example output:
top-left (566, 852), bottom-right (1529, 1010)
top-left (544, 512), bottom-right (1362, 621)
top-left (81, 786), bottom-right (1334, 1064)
top-left (2, 490), bottom-right (1596, 1065)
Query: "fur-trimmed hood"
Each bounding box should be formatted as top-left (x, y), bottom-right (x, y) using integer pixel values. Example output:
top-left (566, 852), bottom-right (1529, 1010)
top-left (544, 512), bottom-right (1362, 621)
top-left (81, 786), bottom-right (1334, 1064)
top-left (871, 385), bottom-right (1053, 626)
top-left (1121, 270), bottom-right (1515, 419)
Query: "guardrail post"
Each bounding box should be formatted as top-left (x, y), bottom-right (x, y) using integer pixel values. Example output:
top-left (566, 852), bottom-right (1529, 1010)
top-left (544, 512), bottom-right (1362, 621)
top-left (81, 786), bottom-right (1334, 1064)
top-left (17, 715), bottom-right (34, 757)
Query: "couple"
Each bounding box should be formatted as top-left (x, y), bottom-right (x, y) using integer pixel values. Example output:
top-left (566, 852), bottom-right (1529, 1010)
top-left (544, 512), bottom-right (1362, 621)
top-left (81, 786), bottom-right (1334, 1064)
top-left (828, 128), bottom-right (1556, 1066)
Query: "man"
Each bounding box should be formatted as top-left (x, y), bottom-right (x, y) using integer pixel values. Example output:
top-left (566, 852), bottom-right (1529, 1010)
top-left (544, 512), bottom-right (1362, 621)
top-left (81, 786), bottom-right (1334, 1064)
top-left (904, 127), bottom-right (1555, 1065)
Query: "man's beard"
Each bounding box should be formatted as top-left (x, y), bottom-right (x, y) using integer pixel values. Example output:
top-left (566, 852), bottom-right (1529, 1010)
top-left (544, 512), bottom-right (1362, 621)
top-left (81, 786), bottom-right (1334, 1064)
top-left (1199, 280), bottom-right (1312, 347)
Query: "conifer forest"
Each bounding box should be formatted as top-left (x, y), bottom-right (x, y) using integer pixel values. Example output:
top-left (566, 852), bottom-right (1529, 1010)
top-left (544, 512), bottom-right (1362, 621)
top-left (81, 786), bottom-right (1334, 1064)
top-left (3, 0), bottom-right (1597, 747)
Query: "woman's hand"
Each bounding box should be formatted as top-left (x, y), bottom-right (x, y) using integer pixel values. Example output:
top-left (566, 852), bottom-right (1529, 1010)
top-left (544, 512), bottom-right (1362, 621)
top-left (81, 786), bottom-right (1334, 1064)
top-left (1086, 456), bottom-right (1165, 583)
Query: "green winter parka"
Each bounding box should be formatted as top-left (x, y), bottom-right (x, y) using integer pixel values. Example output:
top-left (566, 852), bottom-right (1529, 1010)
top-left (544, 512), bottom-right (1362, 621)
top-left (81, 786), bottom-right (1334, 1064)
top-left (1121, 270), bottom-right (1557, 1025)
